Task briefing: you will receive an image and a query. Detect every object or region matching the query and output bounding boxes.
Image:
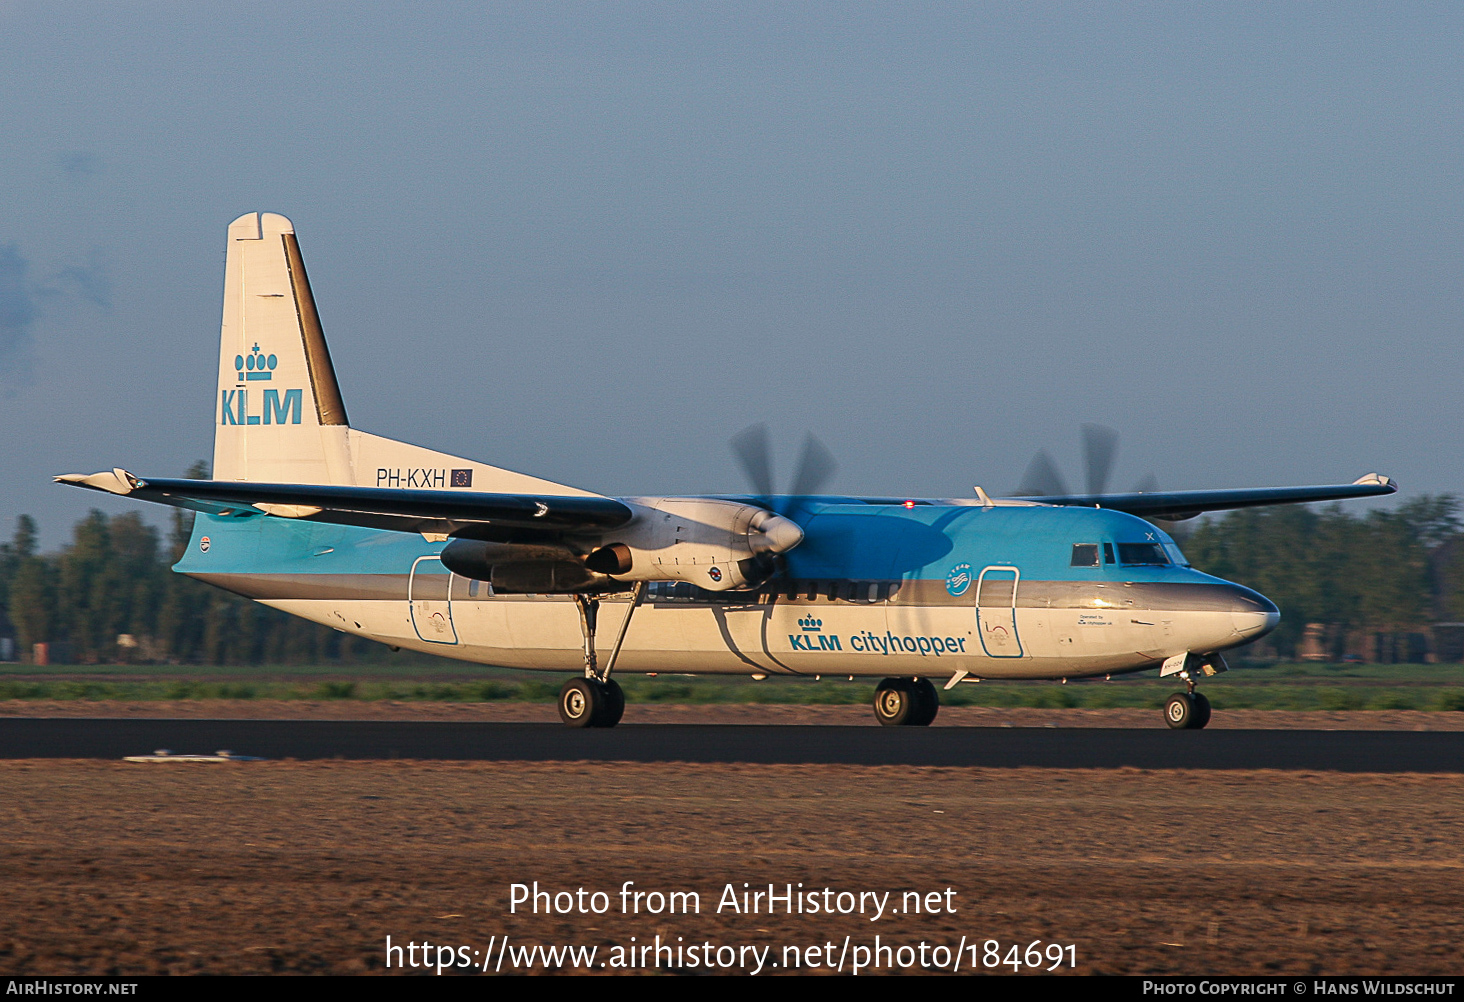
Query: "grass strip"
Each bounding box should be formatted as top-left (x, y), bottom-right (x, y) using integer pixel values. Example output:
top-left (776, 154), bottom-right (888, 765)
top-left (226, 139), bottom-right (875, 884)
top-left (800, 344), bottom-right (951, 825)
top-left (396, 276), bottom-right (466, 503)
top-left (1, 677), bottom-right (1462, 711)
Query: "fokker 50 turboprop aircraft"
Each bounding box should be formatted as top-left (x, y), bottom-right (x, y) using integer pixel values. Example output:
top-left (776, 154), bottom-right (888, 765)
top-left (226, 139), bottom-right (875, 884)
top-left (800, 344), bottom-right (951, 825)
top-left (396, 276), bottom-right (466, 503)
top-left (58, 213), bottom-right (1397, 730)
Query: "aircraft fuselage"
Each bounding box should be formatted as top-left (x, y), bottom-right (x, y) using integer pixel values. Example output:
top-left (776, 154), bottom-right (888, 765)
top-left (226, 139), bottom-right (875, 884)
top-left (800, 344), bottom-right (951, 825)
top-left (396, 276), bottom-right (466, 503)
top-left (177, 498), bottom-right (1277, 681)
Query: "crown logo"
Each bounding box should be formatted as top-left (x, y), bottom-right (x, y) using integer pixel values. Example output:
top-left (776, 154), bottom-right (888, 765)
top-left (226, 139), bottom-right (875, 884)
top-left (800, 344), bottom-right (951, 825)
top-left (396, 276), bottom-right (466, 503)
top-left (798, 616), bottom-right (822, 631)
top-left (236, 343), bottom-right (277, 382)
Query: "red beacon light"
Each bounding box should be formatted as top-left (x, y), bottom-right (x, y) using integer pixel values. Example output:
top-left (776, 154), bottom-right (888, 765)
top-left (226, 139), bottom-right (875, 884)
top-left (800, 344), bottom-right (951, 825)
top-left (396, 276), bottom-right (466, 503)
top-left (903, 500), bottom-right (915, 509)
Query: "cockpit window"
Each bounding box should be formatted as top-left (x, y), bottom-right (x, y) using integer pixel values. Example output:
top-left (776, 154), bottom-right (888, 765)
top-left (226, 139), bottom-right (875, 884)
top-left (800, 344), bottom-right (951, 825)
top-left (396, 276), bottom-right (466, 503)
top-left (1117, 542), bottom-right (1170, 566)
top-left (1070, 543), bottom-right (1099, 567)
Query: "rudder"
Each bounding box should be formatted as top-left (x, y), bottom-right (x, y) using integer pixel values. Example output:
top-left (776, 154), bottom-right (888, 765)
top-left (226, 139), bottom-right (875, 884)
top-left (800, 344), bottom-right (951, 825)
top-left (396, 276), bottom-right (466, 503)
top-left (213, 212), bottom-right (351, 484)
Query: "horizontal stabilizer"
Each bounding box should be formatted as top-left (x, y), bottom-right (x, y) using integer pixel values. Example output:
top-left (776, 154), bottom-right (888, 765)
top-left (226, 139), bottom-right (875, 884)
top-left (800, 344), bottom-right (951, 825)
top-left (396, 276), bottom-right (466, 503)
top-left (1011, 474), bottom-right (1397, 520)
top-left (56, 471), bottom-right (634, 536)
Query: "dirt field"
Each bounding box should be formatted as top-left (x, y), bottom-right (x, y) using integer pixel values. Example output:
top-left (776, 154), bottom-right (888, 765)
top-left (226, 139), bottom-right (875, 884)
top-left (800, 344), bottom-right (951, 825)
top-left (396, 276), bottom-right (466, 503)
top-left (1, 758), bottom-right (1461, 975)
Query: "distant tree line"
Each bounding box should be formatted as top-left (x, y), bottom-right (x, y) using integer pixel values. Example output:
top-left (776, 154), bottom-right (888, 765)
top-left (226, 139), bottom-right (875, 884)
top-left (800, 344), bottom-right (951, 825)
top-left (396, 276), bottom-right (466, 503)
top-left (1180, 495), bottom-right (1464, 662)
top-left (1, 479), bottom-right (1461, 664)
top-left (0, 462), bottom-right (404, 665)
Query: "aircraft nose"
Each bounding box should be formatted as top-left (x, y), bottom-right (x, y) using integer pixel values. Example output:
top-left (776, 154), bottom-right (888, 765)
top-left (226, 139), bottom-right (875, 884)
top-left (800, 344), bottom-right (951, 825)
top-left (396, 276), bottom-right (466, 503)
top-left (1228, 585), bottom-right (1280, 641)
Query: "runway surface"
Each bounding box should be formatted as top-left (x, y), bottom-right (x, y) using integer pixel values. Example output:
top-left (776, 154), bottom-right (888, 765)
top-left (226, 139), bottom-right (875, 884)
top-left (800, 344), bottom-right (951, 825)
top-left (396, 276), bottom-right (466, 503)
top-left (2, 718), bottom-right (1463, 770)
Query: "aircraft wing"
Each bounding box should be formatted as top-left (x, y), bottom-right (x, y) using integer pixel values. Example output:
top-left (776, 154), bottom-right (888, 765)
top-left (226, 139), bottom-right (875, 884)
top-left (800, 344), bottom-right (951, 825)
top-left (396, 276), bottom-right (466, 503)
top-left (54, 470), bottom-right (634, 535)
top-left (1011, 473), bottom-right (1396, 521)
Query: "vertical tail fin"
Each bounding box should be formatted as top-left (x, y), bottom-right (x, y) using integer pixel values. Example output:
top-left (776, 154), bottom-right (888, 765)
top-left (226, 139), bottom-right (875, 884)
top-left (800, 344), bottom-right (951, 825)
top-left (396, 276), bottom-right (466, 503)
top-left (213, 212), bottom-right (352, 483)
top-left (210, 212), bottom-right (599, 498)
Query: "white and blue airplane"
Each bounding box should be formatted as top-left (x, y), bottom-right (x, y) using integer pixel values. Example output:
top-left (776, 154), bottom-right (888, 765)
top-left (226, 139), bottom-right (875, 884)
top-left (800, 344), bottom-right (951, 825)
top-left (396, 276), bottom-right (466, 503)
top-left (58, 213), bottom-right (1396, 730)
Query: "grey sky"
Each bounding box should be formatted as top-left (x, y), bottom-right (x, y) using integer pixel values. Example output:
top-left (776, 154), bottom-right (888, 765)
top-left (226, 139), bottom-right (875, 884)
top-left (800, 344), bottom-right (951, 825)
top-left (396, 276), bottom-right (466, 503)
top-left (2, 3), bottom-right (1460, 547)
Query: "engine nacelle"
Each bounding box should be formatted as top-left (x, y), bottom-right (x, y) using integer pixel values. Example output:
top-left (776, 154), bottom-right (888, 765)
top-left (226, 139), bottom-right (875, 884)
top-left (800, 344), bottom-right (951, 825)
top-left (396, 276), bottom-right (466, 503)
top-left (439, 538), bottom-right (608, 593)
top-left (439, 498), bottom-right (804, 594)
top-left (594, 497), bottom-right (803, 591)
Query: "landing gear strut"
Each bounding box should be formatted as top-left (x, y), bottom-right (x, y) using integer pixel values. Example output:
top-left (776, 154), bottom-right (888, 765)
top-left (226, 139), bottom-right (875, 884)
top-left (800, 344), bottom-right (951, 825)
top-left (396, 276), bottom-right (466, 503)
top-left (873, 677), bottom-right (940, 727)
top-left (560, 585), bottom-right (645, 729)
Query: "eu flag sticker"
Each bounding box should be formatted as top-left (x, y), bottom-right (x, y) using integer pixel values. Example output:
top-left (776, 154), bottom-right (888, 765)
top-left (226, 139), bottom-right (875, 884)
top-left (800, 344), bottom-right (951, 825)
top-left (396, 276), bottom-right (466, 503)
top-left (451, 469), bottom-right (473, 488)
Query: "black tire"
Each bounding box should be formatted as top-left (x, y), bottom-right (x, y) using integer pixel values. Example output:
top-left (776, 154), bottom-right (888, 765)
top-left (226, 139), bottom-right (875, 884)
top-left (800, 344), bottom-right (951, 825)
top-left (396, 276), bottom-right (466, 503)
top-left (873, 678), bottom-right (915, 726)
top-left (1190, 691), bottom-right (1211, 730)
top-left (598, 679), bottom-right (625, 728)
top-left (559, 678), bottom-right (603, 728)
top-left (1163, 692), bottom-right (1195, 730)
top-left (909, 677), bottom-right (940, 726)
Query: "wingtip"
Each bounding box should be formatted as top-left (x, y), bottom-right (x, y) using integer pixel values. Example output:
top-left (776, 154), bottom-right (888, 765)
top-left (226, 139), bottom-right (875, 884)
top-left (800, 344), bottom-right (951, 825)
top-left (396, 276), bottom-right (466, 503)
top-left (52, 469), bottom-right (142, 495)
top-left (1353, 473), bottom-right (1397, 492)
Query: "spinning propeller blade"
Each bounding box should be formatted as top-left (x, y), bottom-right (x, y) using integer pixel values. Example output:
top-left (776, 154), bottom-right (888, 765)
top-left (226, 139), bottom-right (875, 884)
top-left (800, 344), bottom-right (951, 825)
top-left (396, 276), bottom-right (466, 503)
top-left (789, 433), bottom-right (838, 500)
top-left (730, 424), bottom-right (775, 501)
top-left (1016, 425), bottom-right (1160, 500)
top-left (1016, 449), bottom-right (1069, 497)
top-left (731, 424), bottom-right (838, 512)
top-left (1081, 423), bottom-right (1119, 496)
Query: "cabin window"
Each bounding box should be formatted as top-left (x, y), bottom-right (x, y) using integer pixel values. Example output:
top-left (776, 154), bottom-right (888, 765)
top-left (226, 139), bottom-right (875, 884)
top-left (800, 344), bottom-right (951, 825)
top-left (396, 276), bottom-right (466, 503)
top-left (1103, 543), bottom-right (1116, 564)
top-left (867, 582), bottom-right (879, 603)
top-left (468, 579), bottom-right (480, 598)
top-left (1117, 542), bottom-right (1170, 566)
top-left (1070, 544), bottom-right (1099, 567)
top-left (826, 581), bottom-right (839, 602)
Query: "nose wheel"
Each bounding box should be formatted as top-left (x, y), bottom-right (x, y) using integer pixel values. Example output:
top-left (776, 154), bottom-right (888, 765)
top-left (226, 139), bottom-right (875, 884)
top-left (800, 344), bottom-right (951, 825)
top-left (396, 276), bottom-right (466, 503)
top-left (1163, 690), bottom-right (1211, 730)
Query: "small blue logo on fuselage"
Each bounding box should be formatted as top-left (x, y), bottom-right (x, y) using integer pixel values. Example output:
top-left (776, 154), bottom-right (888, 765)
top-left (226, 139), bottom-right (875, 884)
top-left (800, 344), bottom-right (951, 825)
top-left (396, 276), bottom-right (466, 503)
top-left (946, 563), bottom-right (972, 597)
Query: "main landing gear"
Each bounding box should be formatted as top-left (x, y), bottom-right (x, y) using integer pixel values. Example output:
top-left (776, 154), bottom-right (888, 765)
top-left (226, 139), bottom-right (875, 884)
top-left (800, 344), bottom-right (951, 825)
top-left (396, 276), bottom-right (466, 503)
top-left (1163, 679), bottom-right (1212, 730)
top-left (558, 585), bottom-right (645, 729)
top-left (559, 675), bottom-right (625, 728)
top-left (873, 677), bottom-right (939, 727)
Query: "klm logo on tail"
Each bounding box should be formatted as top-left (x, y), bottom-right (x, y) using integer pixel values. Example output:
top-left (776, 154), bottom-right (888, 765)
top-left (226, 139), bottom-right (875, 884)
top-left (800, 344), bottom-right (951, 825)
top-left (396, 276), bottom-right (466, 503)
top-left (221, 388), bottom-right (303, 425)
top-left (237, 344), bottom-right (276, 381)
top-left (221, 344), bottom-right (302, 425)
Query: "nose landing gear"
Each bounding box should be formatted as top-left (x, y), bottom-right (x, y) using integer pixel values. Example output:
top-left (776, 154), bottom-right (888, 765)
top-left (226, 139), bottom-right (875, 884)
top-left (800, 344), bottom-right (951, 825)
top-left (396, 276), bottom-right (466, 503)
top-left (873, 677), bottom-right (940, 727)
top-left (1163, 680), bottom-right (1212, 730)
top-left (1160, 653), bottom-right (1222, 730)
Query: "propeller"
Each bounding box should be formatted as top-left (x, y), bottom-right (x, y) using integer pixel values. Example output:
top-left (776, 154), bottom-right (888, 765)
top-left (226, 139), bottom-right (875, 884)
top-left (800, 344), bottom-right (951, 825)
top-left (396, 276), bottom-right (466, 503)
top-left (731, 423), bottom-right (838, 514)
top-left (730, 424), bottom-right (775, 498)
top-left (1081, 423), bottom-right (1119, 496)
top-left (1014, 424), bottom-right (1159, 499)
top-left (726, 424), bottom-right (837, 577)
top-left (1016, 449), bottom-right (1070, 498)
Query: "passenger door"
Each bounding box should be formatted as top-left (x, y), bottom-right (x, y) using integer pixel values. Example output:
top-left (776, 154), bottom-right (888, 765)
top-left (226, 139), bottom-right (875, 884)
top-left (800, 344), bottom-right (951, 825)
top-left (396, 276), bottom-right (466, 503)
top-left (409, 555), bottom-right (459, 644)
top-left (976, 565), bottom-right (1023, 657)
